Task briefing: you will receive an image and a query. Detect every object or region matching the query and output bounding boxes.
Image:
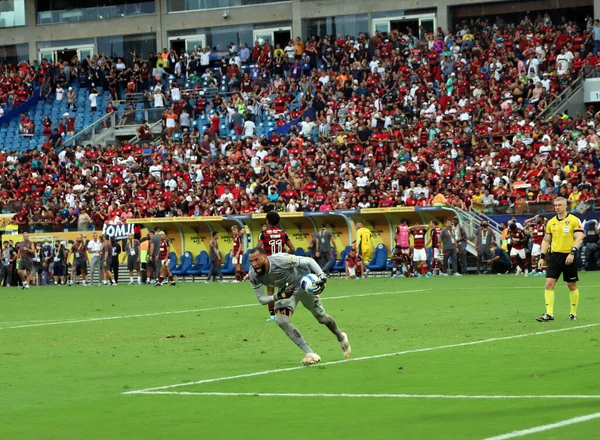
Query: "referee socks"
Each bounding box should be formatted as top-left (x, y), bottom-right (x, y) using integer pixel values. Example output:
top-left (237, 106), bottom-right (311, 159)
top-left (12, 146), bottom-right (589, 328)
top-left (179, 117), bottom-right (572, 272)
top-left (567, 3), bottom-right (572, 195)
top-left (544, 290), bottom-right (555, 317)
top-left (569, 289), bottom-right (580, 317)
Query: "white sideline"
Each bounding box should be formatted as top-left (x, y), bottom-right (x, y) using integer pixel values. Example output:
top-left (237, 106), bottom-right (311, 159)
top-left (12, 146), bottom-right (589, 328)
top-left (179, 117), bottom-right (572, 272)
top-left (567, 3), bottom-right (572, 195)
top-left (123, 322), bottom-right (600, 395)
top-left (131, 391), bottom-right (600, 400)
top-left (0, 289), bottom-right (426, 330)
top-left (481, 411), bottom-right (600, 440)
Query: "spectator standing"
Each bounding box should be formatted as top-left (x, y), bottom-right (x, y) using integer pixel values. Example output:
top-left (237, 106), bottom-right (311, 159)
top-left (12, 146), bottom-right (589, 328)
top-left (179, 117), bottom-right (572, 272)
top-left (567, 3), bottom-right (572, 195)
top-left (317, 223), bottom-right (336, 275)
top-left (207, 231), bottom-right (224, 283)
top-left (441, 218), bottom-right (459, 276)
top-left (123, 233), bottom-right (141, 285)
top-left (475, 221), bottom-right (495, 274)
top-left (88, 88), bottom-right (98, 113)
top-left (87, 232), bottom-right (103, 286)
top-left (110, 238), bottom-right (122, 284)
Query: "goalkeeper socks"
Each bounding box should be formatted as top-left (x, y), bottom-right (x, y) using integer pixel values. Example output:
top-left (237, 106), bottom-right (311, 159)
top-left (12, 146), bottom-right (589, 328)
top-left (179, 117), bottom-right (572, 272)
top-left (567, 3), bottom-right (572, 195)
top-left (319, 314), bottom-right (344, 341)
top-left (544, 289), bottom-right (555, 316)
top-left (276, 314), bottom-right (312, 353)
top-left (569, 289), bottom-right (580, 316)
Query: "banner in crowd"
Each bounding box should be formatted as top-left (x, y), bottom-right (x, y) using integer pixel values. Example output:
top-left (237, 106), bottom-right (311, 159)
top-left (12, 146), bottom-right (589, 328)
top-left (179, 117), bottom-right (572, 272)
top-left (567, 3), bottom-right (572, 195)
top-left (102, 216), bottom-right (135, 240)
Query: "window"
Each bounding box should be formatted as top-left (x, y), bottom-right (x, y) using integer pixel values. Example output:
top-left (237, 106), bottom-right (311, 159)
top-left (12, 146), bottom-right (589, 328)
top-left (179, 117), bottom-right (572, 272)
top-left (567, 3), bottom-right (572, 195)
top-left (0, 0), bottom-right (25, 27)
top-left (0, 43), bottom-right (28, 65)
top-left (302, 14), bottom-right (369, 40)
top-left (37, 0), bottom-right (155, 25)
top-left (168, 0), bottom-right (286, 13)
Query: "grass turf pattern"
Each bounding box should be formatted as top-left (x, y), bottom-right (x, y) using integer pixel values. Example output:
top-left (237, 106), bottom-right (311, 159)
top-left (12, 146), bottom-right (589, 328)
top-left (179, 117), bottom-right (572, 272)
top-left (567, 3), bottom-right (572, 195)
top-left (1, 274), bottom-right (599, 439)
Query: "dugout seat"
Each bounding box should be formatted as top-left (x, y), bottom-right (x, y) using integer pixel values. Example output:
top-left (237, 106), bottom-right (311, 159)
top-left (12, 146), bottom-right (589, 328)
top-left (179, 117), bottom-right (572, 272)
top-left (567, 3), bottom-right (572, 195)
top-left (185, 254), bottom-right (206, 280)
top-left (294, 248), bottom-right (306, 257)
top-left (243, 250), bottom-right (251, 274)
top-left (332, 246), bottom-right (352, 272)
top-left (169, 252), bottom-right (177, 272)
top-left (172, 251), bottom-right (193, 277)
top-left (221, 253), bottom-right (235, 275)
top-left (198, 251), bottom-right (212, 276)
top-left (368, 244), bottom-right (388, 271)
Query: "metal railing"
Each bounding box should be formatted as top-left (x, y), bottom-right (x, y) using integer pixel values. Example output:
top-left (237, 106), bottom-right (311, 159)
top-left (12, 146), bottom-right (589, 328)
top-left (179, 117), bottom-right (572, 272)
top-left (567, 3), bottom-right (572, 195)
top-left (536, 74), bottom-right (584, 121)
top-left (126, 118), bottom-right (164, 144)
top-left (64, 108), bottom-right (166, 147)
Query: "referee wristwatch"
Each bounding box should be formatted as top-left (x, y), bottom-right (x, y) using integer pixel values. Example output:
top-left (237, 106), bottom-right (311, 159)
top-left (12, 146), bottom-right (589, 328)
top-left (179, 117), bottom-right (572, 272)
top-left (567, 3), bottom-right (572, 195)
top-left (570, 247), bottom-right (578, 255)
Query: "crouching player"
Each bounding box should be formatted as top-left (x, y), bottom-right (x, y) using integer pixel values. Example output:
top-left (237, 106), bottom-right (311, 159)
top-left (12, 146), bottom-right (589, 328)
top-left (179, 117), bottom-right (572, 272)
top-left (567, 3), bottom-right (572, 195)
top-left (249, 247), bottom-right (351, 366)
top-left (345, 248), bottom-right (364, 280)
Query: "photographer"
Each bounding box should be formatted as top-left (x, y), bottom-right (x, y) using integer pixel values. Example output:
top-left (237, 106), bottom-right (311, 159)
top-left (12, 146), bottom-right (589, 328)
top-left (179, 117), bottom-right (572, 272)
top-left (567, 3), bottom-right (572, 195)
top-left (53, 242), bottom-right (67, 285)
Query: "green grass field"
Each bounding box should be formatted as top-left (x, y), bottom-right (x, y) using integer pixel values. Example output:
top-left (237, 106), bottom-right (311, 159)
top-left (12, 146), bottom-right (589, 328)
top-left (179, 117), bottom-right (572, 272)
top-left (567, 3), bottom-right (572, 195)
top-left (1, 274), bottom-right (600, 440)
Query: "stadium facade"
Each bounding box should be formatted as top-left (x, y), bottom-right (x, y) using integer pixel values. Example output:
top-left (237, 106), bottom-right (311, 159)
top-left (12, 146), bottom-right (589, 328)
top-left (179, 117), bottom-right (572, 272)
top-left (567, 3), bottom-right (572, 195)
top-left (0, 0), bottom-right (596, 65)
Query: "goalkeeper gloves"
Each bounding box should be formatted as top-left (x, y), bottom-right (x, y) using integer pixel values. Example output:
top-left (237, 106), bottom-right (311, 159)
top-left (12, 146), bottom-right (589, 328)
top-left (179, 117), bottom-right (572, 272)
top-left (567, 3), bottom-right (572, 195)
top-left (313, 275), bottom-right (327, 295)
top-left (273, 283), bottom-right (295, 301)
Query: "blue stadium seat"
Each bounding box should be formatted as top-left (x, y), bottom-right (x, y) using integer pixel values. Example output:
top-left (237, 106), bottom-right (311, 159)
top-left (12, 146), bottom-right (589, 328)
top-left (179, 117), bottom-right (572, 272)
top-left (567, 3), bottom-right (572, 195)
top-left (368, 244), bottom-right (388, 271)
top-left (221, 254), bottom-right (235, 275)
top-left (243, 250), bottom-right (251, 274)
top-left (172, 251), bottom-right (193, 277)
top-left (185, 254), bottom-right (205, 279)
top-left (333, 246), bottom-right (352, 272)
top-left (294, 247), bottom-right (306, 257)
top-left (169, 252), bottom-right (177, 272)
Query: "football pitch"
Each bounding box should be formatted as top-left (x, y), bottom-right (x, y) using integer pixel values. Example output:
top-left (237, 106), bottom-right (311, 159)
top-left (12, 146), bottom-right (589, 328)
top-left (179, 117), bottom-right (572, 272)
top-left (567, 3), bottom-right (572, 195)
top-left (1, 274), bottom-right (599, 440)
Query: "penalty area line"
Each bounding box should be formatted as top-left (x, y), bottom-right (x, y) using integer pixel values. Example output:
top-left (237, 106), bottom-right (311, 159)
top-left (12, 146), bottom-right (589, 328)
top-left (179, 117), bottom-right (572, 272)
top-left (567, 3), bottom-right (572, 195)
top-left (132, 391), bottom-right (600, 400)
top-left (123, 322), bottom-right (600, 395)
top-left (481, 411), bottom-right (600, 440)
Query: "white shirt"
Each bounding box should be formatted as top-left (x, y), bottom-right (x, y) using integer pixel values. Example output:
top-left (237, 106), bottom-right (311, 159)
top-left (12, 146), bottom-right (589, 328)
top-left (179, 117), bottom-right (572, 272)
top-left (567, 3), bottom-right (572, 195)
top-left (356, 176), bottom-right (369, 187)
top-left (87, 239), bottom-right (102, 255)
top-left (200, 51), bottom-right (211, 66)
top-left (243, 120), bottom-right (255, 137)
top-left (88, 93), bottom-right (98, 107)
top-left (56, 87), bottom-right (64, 101)
top-left (149, 164), bottom-right (163, 178)
top-left (171, 87), bottom-right (181, 102)
top-left (153, 93), bottom-right (164, 107)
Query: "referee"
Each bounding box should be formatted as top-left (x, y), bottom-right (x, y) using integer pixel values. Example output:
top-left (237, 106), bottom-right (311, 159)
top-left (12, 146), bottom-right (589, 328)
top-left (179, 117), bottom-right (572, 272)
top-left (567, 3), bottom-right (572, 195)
top-left (536, 197), bottom-right (585, 322)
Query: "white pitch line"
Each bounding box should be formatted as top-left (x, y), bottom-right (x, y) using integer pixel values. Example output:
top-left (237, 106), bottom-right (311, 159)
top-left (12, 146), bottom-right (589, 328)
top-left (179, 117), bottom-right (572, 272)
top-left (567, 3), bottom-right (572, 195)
top-left (482, 411), bottom-right (600, 440)
top-left (131, 391), bottom-right (600, 400)
top-left (0, 289), bottom-right (426, 330)
top-left (4, 282), bottom-right (600, 330)
top-left (123, 322), bottom-right (600, 395)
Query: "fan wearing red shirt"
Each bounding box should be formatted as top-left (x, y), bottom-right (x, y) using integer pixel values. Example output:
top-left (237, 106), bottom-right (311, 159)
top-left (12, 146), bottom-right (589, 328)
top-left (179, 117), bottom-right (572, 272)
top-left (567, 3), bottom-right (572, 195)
top-left (257, 211), bottom-right (296, 320)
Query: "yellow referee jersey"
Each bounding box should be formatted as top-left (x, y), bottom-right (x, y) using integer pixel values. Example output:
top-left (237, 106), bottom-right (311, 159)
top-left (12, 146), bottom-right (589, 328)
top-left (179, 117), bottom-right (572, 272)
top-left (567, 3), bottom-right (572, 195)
top-left (545, 214), bottom-right (583, 253)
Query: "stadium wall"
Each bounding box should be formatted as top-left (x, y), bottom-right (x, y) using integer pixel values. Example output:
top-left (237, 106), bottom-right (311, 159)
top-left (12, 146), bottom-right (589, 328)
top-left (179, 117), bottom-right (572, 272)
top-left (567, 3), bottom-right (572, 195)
top-left (4, 0), bottom-right (588, 62)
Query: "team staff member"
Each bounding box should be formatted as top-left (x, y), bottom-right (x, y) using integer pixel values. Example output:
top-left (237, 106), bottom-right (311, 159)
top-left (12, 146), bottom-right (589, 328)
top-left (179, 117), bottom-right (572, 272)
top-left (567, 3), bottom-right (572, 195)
top-left (355, 222), bottom-right (372, 274)
top-left (536, 197), bottom-right (585, 322)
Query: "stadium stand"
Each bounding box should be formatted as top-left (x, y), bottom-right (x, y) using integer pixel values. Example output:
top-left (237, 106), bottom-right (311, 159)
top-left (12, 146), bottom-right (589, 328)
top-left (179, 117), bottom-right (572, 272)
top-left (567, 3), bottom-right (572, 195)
top-left (0, 13), bottom-right (599, 237)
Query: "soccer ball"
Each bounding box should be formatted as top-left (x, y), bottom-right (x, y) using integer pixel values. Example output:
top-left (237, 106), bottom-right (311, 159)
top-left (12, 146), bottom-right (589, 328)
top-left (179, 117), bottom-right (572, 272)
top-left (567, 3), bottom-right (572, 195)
top-left (301, 274), bottom-right (320, 294)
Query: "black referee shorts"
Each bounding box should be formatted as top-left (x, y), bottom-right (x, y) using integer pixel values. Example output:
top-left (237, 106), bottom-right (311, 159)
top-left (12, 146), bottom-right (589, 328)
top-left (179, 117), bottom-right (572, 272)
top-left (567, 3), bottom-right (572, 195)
top-left (546, 252), bottom-right (579, 283)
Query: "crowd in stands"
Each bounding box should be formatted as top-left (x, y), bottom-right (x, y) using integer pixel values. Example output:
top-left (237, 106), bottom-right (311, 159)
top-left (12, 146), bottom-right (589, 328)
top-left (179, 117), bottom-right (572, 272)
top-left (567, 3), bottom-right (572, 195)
top-left (4, 12), bottom-right (600, 231)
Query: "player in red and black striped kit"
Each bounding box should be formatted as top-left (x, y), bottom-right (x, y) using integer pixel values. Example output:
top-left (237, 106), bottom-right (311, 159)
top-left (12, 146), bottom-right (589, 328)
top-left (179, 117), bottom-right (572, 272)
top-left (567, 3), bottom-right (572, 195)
top-left (525, 215), bottom-right (546, 276)
top-left (258, 211), bottom-right (296, 321)
top-left (426, 220), bottom-right (443, 275)
top-left (231, 225), bottom-right (246, 283)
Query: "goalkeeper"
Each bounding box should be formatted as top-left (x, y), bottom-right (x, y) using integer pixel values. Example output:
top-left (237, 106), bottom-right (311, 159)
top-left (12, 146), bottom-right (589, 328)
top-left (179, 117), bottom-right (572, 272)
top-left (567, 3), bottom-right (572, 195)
top-left (248, 247), bottom-right (351, 366)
